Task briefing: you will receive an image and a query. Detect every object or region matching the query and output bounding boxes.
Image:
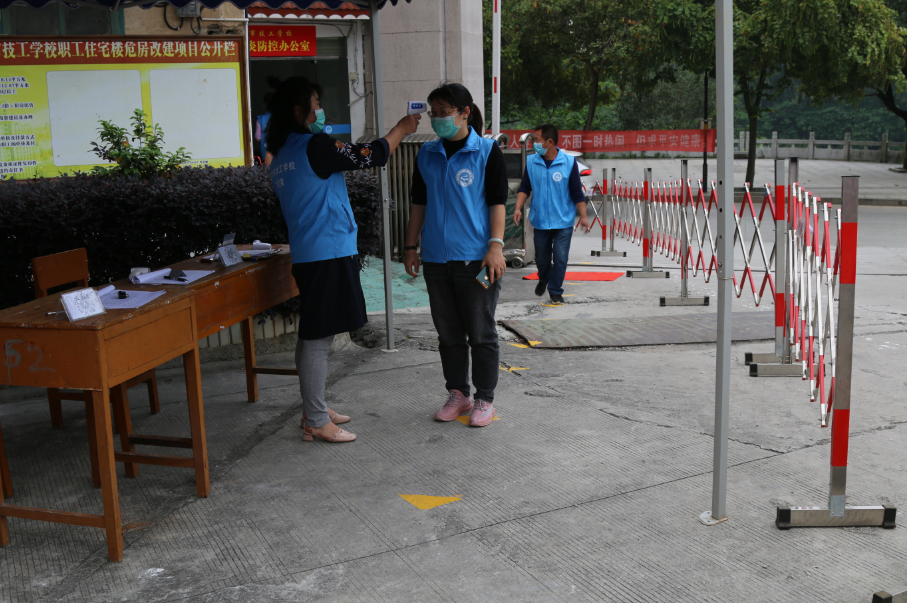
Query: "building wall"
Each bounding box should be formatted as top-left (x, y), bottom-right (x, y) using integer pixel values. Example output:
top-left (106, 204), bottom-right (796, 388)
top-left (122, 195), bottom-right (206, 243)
top-left (371, 0), bottom-right (484, 136)
top-left (124, 5), bottom-right (245, 37)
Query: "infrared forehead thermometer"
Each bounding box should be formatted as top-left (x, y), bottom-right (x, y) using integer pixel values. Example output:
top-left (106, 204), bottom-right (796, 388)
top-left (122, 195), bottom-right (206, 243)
top-left (406, 101), bottom-right (427, 115)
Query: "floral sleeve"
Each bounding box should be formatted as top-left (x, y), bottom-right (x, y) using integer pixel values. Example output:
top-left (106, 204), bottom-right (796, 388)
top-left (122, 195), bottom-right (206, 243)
top-left (307, 134), bottom-right (390, 180)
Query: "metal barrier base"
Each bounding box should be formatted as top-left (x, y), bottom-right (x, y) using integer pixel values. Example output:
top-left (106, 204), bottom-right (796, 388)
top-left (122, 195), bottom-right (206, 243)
top-left (626, 270), bottom-right (669, 278)
top-left (591, 250), bottom-right (627, 257)
top-left (749, 363), bottom-right (803, 377)
top-left (745, 352), bottom-right (783, 365)
top-left (661, 296), bottom-right (709, 306)
top-left (776, 505), bottom-right (896, 529)
top-left (873, 588), bottom-right (907, 603)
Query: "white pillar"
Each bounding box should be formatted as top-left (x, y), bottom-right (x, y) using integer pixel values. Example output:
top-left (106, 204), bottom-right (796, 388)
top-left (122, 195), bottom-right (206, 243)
top-left (491, 0), bottom-right (501, 134)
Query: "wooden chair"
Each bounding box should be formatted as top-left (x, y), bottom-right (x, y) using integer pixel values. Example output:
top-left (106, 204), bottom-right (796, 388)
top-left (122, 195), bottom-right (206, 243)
top-left (0, 422), bottom-right (12, 499)
top-left (32, 249), bottom-right (161, 430)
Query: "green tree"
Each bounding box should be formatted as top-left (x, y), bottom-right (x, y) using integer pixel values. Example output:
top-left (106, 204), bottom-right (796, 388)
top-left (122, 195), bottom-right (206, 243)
top-left (631, 0), bottom-right (904, 183)
top-left (484, 0), bottom-right (632, 130)
top-left (867, 0), bottom-right (907, 167)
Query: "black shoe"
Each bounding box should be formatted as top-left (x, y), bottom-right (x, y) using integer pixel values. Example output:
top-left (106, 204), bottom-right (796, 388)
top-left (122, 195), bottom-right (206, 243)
top-left (549, 294), bottom-right (565, 304)
top-left (534, 281), bottom-right (547, 297)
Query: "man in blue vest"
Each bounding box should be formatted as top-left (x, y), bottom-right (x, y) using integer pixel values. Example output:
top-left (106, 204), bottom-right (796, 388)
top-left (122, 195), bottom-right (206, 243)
top-left (513, 123), bottom-right (590, 304)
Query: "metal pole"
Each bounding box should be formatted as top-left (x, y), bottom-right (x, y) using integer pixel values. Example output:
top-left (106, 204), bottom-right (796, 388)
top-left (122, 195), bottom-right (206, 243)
top-left (643, 168), bottom-right (652, 271)
top-left (703, 72), bottom-right (709, 184)
top-left (830, 176), bottom-right (858, 516)
top-left (681, 160), bottom-right (689, 298)
top-left (701, 0), bottom-right (733, 526)
top-left (369, 0), bottom-right (395, 351)
top-left (774, 159), bottom-right (787, 358)
top-left (244, 19), bottom-right (253, 165)
top-left (492, 0), bottom-right (501, 135)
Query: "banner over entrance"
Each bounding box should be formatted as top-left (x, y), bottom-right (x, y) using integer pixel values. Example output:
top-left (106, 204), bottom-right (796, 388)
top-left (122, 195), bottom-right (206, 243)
top-left (249, 25), bottom-right (317, 58)
top-left (499, 129), bottom-right (717, 154)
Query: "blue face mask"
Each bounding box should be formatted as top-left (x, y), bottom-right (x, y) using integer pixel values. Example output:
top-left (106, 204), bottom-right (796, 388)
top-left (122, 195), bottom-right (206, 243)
top-left (431, 114), bottom-right (463, 139)
top-left (533, 142), bottom-right (546, 155)
top-left (309, 108), bottom-right (326, 133)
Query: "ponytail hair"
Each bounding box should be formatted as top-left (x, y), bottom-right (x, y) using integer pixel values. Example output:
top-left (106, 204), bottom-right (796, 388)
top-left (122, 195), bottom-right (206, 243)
top-left (427, 82), bottom-right (485, 134)
top-left (265, 76), bottom-right (323, 157)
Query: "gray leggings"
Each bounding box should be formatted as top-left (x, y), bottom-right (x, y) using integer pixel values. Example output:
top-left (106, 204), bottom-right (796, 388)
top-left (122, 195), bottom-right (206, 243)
top-left (295, 335), bottom-right (334, 428)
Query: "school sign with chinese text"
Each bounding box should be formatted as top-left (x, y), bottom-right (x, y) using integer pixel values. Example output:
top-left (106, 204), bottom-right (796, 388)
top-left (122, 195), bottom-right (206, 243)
top-left (249, 25), bottom-right (316, 58)
top-left (500, 129), bottom-right (717, 154)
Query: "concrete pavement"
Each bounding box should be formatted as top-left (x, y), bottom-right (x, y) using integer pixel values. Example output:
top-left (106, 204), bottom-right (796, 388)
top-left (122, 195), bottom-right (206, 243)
top-left (1, 207), bottom-right (906, 602)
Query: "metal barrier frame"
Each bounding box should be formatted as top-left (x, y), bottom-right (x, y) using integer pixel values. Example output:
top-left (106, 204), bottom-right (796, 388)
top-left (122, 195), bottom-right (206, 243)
top-left (775, 176), bottom-right (897, 530)
top-left (661, 160), bottom-right (709, 305)
top-left (627, 168), bottom-right (669, 278)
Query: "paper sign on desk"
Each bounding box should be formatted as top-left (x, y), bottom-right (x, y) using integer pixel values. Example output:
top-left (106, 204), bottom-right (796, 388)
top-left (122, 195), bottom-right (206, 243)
top-left (97, 286), bottom-right (166, 310)
top-left (218, 244), bottom-right (243, 267)
top-left (60, 288), bottom-right (106, 322)
top-left (131, 269), bottom-right (214, 286)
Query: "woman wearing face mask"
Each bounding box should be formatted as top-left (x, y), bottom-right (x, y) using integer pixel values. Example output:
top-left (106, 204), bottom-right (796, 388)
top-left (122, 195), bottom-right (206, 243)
top-left (267, 76), bottom-right (420, 443)
top-left (402, 83), bottom-right (509, 427)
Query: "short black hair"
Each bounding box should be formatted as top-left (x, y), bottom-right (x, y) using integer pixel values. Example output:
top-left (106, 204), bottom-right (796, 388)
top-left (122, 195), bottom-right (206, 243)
top-left (428, 83), bottom-right (485, 133)
top-left (265, 76), bottom-right (323, 156)
top-left (534, 123), bottom-right (558, 145)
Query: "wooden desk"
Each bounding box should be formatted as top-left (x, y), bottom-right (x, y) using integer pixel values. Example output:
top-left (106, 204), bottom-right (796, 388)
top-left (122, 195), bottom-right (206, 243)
top-left (170, 244), bottom-right (300, 402)
top-left (0, 289), bottom-right (209, 562)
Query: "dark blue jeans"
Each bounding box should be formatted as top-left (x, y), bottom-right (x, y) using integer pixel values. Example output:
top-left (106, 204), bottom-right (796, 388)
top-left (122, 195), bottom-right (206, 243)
top-left (534, 227), bottom-right (573, 295)
top-left (423, 261), bottom-right (502, 402)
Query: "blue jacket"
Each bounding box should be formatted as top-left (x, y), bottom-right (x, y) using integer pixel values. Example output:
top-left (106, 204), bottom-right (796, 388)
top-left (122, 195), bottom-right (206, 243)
top-left (416, 127), bottom-right (495, 263)
top-left (257, 113), bottom-right (271, 157)
top-left (526, 149), bottom-right (577, 230)
top-left (270, 133), bottom-right (358, 264)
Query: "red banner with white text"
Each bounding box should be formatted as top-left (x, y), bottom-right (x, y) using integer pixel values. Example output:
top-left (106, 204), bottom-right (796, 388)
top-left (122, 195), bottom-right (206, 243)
top-left (497, 129), bottom-right (716, 153)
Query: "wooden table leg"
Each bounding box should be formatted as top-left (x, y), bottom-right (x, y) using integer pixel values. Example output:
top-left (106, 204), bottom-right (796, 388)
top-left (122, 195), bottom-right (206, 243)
top-left (48, 388), bottom-right (64, 429)
top-left (242, 316), bottom-right (258, 403)
top-left (111, 385), bottom-right (139, 479)
top-left (183, 348), bottom-right (210, 498)
top-left (0, 423), bottom-right (12, 499)
top-left (91, 389), bottom-right (123, 562)
top-left (147, 368), bottom-right (161, 415)
top-left (84, 401), bottom-right (101, 488)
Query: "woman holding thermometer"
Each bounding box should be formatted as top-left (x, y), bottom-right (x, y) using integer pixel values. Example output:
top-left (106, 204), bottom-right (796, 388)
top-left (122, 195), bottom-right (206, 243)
top-left (267, 76), bottom-right (419, 444)
top-left (403, 83), bottom-right (509, 428)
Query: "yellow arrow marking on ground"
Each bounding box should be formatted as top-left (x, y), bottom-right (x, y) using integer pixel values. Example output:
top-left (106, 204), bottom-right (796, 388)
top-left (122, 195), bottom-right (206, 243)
top-left (500, 366), bottom-right (529, 372)
top-left (541, 303), bottom-right (564, 307)
top-left (509, 340), bottom-right (543, 347)
top-left (399, 494), bottom-right (462, 510)
top-left (454, 415), bottom-right (500, 425)
top-left (563, 294), bottom-right (577, 297)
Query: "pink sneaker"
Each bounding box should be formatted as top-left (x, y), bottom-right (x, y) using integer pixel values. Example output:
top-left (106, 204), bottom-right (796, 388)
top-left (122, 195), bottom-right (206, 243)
top-left (469, 399), bottom-right (496, 427)
top-left (434, 390), bottom-right (474, 421)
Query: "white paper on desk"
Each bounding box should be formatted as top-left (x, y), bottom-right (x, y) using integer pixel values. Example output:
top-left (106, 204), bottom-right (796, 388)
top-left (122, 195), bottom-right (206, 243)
top-left (97, 286), bottom-right (167, 310)
top-left (251, 240), bottom-right (271, 250)
top-left (130, 268), bottom-right (170, 285)
top-left (243, 249), bottom-right (276, 257)
top-left (138, 269), bottom-right (215, 286)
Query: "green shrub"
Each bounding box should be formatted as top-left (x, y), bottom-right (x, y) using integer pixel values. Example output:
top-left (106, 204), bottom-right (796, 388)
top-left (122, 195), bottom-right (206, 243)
top-left (0, 166), bottom-right (382, 314)
top-left (90, 109), bottom-right (191, 179)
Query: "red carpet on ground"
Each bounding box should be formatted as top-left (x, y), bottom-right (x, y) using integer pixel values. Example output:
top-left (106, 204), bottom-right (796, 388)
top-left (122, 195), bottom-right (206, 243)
top-left (523, 271), bottom-right (624, 282)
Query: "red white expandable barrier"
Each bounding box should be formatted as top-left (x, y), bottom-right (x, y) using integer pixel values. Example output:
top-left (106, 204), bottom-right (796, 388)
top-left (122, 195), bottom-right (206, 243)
top-left (775, 175), bottom-right (896, 530)
top-left (586, 169), bottom-right (627, 258)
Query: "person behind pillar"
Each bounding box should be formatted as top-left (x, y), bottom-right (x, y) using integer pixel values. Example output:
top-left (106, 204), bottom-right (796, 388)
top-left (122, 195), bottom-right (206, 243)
top-left (266, 76), bottom-right (420, 443)
top-left (513, 124), bottom-right (591, 304)
top-left (402, 83), bottom-right (509, 428)
top-left (255, 92), bottom-right (272, 163)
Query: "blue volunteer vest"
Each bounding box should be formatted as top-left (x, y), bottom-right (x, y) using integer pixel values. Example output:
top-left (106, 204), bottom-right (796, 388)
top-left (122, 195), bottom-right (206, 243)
top-left (258, 113), bottom-right (270, 156)
top-left (270, 133), bottom-right (358, 264)
top-left (526, 149), bottom-right (576, 230)
top-left (417, 127), bottom-right (495, 263)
